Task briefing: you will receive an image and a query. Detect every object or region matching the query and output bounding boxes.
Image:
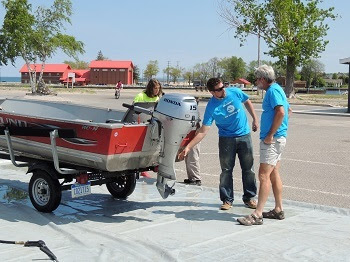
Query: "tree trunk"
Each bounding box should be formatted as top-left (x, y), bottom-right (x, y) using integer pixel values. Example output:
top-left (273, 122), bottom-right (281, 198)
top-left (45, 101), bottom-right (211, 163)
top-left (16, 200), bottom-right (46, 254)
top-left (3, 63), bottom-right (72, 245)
top-left (285, 56), bottom-right (296, 98)
top-left (25, 60), bottom-right (36, 93)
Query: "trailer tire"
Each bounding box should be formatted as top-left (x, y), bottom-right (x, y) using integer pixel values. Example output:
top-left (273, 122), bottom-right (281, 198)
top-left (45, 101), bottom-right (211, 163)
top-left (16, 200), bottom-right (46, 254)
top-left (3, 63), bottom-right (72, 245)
top-left (106, 173), bottom-right (137, 198)
top-left (29, 170), bottom-right (62, 213)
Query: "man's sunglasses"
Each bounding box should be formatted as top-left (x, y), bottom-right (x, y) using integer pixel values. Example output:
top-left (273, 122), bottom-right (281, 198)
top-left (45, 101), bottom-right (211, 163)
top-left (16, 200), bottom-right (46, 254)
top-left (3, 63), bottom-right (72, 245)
top-left (213, 87), bottom-right (224, 92)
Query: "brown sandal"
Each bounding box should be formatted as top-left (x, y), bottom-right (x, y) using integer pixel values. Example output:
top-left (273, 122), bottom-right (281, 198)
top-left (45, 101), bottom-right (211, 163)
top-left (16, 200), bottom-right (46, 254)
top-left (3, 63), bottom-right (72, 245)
top-left (237, 214), bottom-right (263, 226)
top-left (262, 209), bottom-right (285, 220)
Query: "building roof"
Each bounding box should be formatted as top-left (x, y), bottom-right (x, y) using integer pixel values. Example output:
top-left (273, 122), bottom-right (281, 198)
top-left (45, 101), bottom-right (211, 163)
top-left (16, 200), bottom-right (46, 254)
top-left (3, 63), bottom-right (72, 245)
top-left (60, 69), bottom-right (90, 82)
top-left (19, 64), bottom-right (71, 73)
top-left (89, 60), bottom-right (134, 69)
top-left (231, 78), bottom-right (251, 85)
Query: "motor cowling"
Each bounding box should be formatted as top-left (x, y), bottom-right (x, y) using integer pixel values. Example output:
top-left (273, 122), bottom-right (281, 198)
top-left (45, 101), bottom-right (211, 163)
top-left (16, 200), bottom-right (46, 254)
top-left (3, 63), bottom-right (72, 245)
top-left (152, 93), bottom-right (199, 199)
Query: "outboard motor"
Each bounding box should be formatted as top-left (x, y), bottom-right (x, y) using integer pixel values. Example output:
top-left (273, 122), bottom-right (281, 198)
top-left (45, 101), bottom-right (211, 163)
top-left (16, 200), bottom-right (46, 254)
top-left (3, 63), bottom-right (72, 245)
top-left (153, 93), bottom-right (199, 199)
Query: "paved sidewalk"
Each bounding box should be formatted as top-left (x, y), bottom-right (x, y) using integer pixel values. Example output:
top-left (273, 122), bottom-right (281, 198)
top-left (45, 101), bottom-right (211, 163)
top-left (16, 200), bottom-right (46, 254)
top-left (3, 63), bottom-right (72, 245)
top-left (0, 162), bottom-right (349, 261)
top-left (292, 105), bottom-right (350, 117)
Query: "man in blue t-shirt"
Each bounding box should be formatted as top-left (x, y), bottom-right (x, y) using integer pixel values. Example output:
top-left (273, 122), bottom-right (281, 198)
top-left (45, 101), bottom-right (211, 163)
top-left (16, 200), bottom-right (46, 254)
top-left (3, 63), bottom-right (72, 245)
top-left (238, 65), bottom-right (292, 226)
top-left (178, 77), bottom-right (259, 210)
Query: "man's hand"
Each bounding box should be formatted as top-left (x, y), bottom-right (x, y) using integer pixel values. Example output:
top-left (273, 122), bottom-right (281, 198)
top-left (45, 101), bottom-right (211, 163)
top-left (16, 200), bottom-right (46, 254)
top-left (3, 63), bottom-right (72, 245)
top-left (263, 134), bottom-right (274, 145)
top-left (178, 147), bottom-right (190, 161)
top-left (252, 120), bottom-right (258, 132)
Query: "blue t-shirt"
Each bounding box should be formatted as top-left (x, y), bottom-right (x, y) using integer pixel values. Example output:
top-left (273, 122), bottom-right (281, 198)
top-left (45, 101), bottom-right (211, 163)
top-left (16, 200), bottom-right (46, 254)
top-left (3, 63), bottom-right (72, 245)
top-left (202, 87), bottom-right (250, 137)
top-left (260, 82), bottom-right (290, 139)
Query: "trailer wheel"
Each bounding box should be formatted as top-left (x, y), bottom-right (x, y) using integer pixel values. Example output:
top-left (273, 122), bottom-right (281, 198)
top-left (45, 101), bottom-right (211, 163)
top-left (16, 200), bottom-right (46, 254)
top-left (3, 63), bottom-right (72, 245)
top-left (106, 173), bottom-right (137, 198)
top-left (29, 170), bottom-right (61, 213)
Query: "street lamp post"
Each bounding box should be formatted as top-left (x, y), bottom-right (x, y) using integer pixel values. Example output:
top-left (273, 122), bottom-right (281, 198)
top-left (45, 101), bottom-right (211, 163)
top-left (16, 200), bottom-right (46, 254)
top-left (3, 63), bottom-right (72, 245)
top-left (339, 57), bottom-right (350, 113)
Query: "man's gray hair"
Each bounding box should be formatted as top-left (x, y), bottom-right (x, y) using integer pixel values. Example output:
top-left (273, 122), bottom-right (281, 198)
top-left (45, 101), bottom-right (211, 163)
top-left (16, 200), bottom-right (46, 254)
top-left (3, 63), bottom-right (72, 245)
top-left (255, 64), bottom-right (275, 83)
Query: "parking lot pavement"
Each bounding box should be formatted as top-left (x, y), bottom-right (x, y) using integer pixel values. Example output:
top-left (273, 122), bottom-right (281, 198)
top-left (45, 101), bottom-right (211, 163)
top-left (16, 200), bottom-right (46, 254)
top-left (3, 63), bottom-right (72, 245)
top-left (0, 160), bottom-right (349, 261)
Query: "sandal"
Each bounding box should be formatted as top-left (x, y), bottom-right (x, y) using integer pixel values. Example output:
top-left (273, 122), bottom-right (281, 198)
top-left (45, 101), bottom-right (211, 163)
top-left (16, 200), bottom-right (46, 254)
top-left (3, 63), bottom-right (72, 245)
top-left (262, 209), bottom-right (285, 220)
top-left (237, 214), bottom-right (263, 226)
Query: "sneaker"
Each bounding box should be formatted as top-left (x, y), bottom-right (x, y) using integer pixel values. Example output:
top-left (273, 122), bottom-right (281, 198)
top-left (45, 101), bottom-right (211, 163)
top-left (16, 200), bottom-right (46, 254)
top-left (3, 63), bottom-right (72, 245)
top-left (184, 179), bottom-right (202, 186)
top-left (140, 172), bottom-right (151, 178)
top-left (237, 214), bottom-right (263, 226)
top-left (262, 209), bottom-right (285, 220)
top-left (220, 202), bottom-right (232, 210)
top-left (243, 199), bottom-right (257, 209)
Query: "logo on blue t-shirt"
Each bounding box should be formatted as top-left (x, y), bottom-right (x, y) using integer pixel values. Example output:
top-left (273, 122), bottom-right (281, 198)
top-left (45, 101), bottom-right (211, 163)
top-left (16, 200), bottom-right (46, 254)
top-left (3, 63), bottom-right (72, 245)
top-left (227, 105), bottom-right (235, 113)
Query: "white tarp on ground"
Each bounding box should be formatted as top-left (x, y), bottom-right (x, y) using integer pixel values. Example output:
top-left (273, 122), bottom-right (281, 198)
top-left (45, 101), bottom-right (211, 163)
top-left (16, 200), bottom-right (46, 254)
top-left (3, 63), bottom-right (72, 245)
top-left (0, 159), bottom-right (349, 262)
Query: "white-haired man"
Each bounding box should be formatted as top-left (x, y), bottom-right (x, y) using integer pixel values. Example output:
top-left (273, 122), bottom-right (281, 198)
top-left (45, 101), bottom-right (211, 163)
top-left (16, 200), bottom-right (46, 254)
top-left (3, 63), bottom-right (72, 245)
top-left (238, 65), bottom-right (292, 226)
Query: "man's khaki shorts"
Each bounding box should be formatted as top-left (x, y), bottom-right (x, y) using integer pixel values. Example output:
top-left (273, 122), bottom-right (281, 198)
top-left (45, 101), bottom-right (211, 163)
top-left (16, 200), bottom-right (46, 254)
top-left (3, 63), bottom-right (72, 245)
top-left (260, 137), bottom-right (286, 166)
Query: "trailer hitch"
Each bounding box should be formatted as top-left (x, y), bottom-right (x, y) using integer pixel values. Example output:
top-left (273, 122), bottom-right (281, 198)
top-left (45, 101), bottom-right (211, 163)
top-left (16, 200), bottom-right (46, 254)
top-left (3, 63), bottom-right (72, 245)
top-left (0, 239), bottom-right (58, 261)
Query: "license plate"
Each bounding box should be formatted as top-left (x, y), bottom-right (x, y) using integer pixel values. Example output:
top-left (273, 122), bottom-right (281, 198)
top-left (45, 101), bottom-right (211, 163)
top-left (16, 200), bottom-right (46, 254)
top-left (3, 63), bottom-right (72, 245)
top-left (71, 182), bottom-right (91, 198)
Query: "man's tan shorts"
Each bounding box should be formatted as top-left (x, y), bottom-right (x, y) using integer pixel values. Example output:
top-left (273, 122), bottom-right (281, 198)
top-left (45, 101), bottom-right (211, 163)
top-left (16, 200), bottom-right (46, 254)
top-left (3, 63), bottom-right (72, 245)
top-left (260, 137), bottom-right (287, 166)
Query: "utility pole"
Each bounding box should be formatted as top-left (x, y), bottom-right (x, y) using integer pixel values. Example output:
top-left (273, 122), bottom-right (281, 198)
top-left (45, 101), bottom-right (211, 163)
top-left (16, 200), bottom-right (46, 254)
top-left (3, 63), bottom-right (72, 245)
top-left (167, 61), bottom-right (170, 84)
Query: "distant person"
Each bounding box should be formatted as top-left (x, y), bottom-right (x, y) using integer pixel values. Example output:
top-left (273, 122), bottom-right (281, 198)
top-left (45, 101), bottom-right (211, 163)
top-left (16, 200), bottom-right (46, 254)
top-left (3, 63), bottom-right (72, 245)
top-left (115, 80), bottom-right (123, 98)
top-left (134, 78), bottom-right (163, 103)
top-left (178, 77), bottom-right (258, 210)
top-left (134, 78), bottom-right (163, 178)
top-left (116, 80), bottom-right (123, 89)
top-left (183, 97), bottom-right (201, 186)
top-left (238, 65), bottom-right (292, 226)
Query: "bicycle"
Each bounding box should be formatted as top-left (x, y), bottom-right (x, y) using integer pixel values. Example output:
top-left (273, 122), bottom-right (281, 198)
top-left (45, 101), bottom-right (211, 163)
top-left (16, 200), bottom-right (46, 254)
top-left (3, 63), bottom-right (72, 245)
top-left (115, 88), bottom-right (120, 99)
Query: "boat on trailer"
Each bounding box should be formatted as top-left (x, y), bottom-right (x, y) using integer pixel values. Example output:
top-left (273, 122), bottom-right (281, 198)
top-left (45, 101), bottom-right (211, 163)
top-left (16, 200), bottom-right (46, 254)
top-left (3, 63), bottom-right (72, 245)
top-left (0, 93), bottom-right (199, 212)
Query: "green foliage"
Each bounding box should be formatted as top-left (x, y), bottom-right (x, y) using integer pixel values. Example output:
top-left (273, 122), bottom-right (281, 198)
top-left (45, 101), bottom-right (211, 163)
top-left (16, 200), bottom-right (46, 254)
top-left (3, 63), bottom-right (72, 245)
top-left (96, 50), bottom-right (107, 60)
top-left (0, 0), bottom-right (85, 94)
top-left (300, 59), bottom-right (325, 88)
top-left (164, 66), bottom-right (183, 83)
top-left (220, 0), bottom-right (337, 97)
top-left (218, 56), bottom-right (246, 81)
top-left (183, 71), bottom-right (192, 85)
top-left (63, 59), bottom-right (89, 69)
top-left (0, 0), bottom-right (35, 65)
top-left (144, 60), bottom-right (159, 80)
top-left (133, 65), bottom-right (140, 82)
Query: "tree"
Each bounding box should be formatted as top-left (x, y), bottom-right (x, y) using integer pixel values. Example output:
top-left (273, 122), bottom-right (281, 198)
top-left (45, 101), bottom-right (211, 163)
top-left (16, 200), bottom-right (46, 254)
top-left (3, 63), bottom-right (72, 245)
top-left (0, 0), bottom-right (84, 94)
top-left (133, 65), bottom-right (140, 83)
top-left (63, 60), bottom-right (89, 69)
top-left (169, 67), bottom-right (183, 83)
top-left (193, 62), bottom-right (211, 86)
top-left (218, 56), bottom-right (246, 81)
top-left (208, 57), bottom-right (221, 78)
top-left (96, 50), bottom-right (107, 60)
top-left (183, 70), bottom-right (193, 86)
top-left (300, 59), bottom-right (325, 88)
top-left (220, 0), bottom-right (336, 97)
top-left (144, 60), bottom-right (159, 80)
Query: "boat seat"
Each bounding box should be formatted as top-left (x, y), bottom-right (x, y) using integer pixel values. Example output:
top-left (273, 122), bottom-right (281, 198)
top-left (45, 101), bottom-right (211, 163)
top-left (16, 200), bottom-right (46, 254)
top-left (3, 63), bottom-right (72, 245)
top-left (122, 102), bottom-right (156, 123)
top-left (106, 119), bottom-right (122, 123)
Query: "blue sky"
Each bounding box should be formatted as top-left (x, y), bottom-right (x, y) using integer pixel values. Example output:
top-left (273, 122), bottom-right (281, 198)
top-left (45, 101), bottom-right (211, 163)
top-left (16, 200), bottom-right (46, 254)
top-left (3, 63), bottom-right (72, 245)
top-left (0, 0), bottom-right (349, 77)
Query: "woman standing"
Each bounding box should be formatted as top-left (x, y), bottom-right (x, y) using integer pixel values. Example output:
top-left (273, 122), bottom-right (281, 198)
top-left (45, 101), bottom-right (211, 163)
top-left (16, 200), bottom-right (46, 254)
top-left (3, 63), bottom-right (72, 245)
top-left (134, 79), bottom-right (163, 103)
top-left (133, 79), bottom-right (163, 178)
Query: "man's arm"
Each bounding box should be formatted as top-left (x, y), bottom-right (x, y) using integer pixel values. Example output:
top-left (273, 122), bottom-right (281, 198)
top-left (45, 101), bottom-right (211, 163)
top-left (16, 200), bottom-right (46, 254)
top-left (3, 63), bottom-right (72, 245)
top-left (264, 105), bottom-right (285, 144)
top-left (244, 99), bottom-right (259, 132)
top-left (178, 125), bottom-right (210, 160)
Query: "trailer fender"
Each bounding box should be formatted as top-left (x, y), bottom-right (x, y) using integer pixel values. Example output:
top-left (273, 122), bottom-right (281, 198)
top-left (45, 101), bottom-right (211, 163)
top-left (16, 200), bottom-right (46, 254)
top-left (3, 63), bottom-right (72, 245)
top-left (27, 163), bottom-right (59, 180)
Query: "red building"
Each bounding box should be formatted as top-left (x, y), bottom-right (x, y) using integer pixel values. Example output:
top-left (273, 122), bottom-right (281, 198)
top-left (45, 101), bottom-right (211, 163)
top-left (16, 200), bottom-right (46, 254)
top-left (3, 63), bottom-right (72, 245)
top-left (89, 60), bottom-right (134, 85)
top-left (20, 60), bottom-right (134, 86)
top-left (60, 69), bottom-right (90, 86)
top-left (20, 64), bottom-right (71, 84)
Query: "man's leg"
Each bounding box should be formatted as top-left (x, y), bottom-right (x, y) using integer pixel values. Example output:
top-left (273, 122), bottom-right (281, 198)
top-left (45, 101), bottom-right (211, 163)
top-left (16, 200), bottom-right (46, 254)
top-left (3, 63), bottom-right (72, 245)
top-left (218, 137), bottom-right (236, 205)
top-left (185, 143), bottom-right (201, 181)
top-left (253, 163), bottom-right (274, 217)
top-left (270, 161), bottom-right (283, 212)
top-left (237, 134), bottom-right (257, 202)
